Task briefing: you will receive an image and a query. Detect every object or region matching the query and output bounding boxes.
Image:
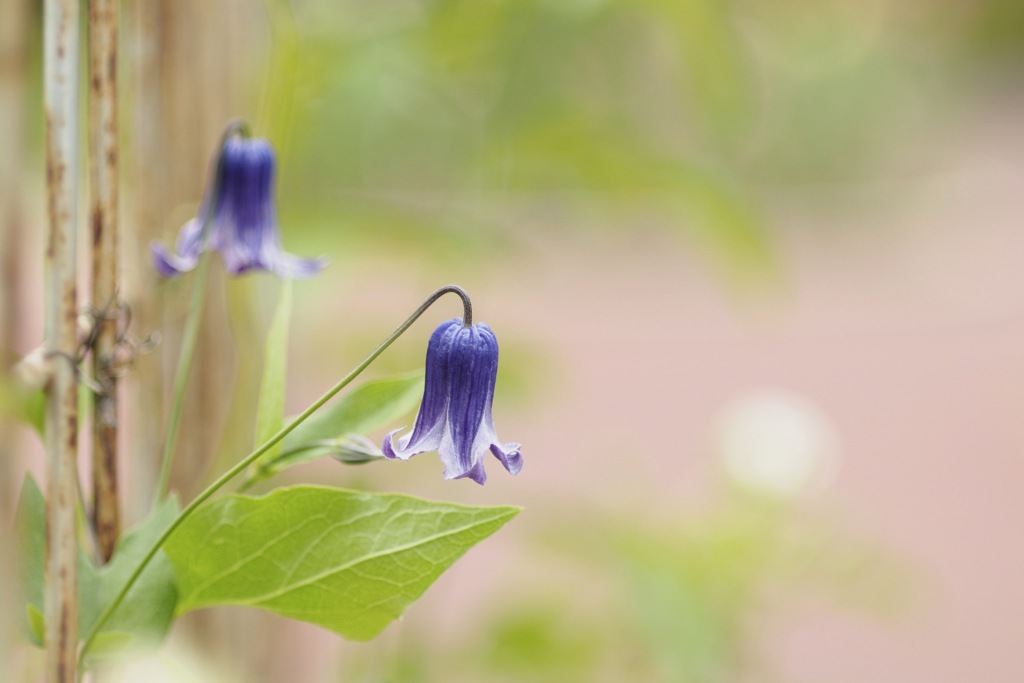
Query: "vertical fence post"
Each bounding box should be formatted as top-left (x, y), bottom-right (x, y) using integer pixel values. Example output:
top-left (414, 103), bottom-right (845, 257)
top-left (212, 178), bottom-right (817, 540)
top-left (0, 0), bottom-right (30, 676)
top-left (89, 0), bottom-right (121, 564)
top-left (44, 0), bottom-right (81, 679)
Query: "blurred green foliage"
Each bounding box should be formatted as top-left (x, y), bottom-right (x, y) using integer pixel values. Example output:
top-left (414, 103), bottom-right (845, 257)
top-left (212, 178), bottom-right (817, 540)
top-left (333, 492), bottom-right (910, 683)
top-left (248, 0), bottom-right (1023, 285)
top-left (267, 0), bottom-right (779, 278)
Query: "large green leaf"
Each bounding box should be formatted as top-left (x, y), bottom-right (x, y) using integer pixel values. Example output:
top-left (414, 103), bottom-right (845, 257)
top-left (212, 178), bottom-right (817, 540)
top-left (15, 475), bottom-right (179, 658)
top-left (253, 279), bottom-right (293, 462)
top-left (164, 485), bottom-right (519, 641)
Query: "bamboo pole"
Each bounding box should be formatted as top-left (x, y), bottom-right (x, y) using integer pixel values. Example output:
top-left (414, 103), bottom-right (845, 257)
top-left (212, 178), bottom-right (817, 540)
top-left (89, 0), bottom-right (121, 564)
top-left (44, 0), bottom-right (81, 679)
top-left (0, 0), bottom-right (30, 678)
top-left (0, 0), bottom-right (29, 508)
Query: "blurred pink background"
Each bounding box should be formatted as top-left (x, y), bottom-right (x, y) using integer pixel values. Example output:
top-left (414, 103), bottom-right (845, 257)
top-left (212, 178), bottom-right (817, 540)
top-left (370, 93), bottom-right (1024, 682)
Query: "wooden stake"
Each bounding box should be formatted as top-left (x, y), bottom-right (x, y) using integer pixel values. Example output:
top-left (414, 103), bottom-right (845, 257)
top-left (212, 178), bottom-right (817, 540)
top-left (44, 0), bottom-right (80, 679)
top-left (89, 0), bottom-right (121, 564)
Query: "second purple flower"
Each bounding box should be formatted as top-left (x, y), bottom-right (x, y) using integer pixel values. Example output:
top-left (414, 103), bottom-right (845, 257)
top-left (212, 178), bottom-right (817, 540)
top-left (152, 127), bottom-right (325, 279)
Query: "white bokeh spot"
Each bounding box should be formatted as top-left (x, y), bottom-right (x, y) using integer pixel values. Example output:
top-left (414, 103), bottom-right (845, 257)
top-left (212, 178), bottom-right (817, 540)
top-left (715, 388), bottom-right (842, 497)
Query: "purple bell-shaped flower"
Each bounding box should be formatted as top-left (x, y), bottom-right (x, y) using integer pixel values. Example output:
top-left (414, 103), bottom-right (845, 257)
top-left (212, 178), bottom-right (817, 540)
top-left (152, 128), bottom-right (325, 278)
top-left (383, 318), bottom-right (522, 485)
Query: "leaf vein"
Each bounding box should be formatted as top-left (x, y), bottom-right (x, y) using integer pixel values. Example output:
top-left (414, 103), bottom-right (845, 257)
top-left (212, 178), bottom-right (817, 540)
top-left (246, 515), bottom-right (508, 606)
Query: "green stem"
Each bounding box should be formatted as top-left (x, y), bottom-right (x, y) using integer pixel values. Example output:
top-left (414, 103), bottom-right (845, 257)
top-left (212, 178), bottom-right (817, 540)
top-left (75, 471), bottom-right (101, 564)
top-left (236, 441), bottom-right (321, 494)
top-left (258, 0), bottom-right (300, 157)
top-left (238, 437), bottom-right (383, 494)
top-left (153, 119), bottom-right (250, 501)
top-left (154, 247), bottom-right (213, 500)
top-left (77, 284), bottom-right (471, 666)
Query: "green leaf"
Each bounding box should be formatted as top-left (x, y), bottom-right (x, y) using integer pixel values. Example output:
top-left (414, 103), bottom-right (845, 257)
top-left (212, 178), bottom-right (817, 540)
top-left (250, 370), bottom-right (423, 483)
top-left (78, 495), bottom-right (181, 659)
top-left (164, 485), bottom-right (519, 641)
top-left (15, 476), bottom-right (179, 657)
top-left (15, 474), bottom-right (45, 645)
top-left (23, 389), bottom-right (45, 434)
top-left (282, 370), bottom-right (424, 448)
top-left (87, 632), bottom-right (135, 659)
top-left (0, 382), bottom-right (44, 435)
top-left (253, 280), bottom-right (293, 463)
top-left (26, 605), bottom-right (45, 646)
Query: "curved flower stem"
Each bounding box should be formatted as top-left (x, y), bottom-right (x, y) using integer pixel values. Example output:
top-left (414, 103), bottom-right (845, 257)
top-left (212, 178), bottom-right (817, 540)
top-left (154, 246), bottom-right (213, 500)
top-left (78, 284), bottom-right (472, 666)
top-left (442, 285), bottom-right (472, 327)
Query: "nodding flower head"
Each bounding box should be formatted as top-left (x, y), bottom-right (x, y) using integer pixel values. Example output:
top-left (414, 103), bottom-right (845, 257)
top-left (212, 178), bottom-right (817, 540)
top-left (152, 125), bottom-right (325, 279)
top-left (383, 318), bottom-right (522, 485)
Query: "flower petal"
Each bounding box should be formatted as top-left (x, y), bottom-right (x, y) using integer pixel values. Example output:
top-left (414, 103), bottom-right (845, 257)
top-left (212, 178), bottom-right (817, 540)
top-left (471, 324), bottom-right (522, 477)
top-left (454, 459), bottom-right (487, 485)
top-left (152, 243), bottom-right (193, 277)
top-left (437, 421), bottom-right (487, 484)
top-left (218, 152), bottom-right (273, 274)
top-left (382, 319), bottom-right (461, 460)
top-left (447, 324), bottom-right (499, 477)
top-left (152, 217), bottom-right (208, 277)
top-left (437, 422), bottom-right (462, 479)
top-left (270, 253), bottom-right (328, 279)
top-left (402, 320), bottom-right (461, 449)
top-left (175, 217), bottom-right (206, 259)
top-left (490, 442), bottom-right (523, 476)
top-left (382, 428), bottom-right (414, 461)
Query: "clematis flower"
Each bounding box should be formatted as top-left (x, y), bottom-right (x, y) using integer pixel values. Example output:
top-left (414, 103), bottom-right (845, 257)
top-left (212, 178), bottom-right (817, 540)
top-left (383, 318), bottom-right (522, 485)
top-left (152, 130), bottom-right (325, 278)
